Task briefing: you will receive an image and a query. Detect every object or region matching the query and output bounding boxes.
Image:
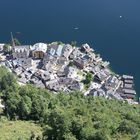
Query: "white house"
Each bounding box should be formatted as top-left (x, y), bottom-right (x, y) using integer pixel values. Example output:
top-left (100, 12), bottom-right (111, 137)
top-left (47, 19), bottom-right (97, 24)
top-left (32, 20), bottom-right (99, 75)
top-left (0, 43), bottom-right (5, 51)
top-left (31, 43), bottom-right (47, 59)
top-left (0, 99), bottom-right (4, 108)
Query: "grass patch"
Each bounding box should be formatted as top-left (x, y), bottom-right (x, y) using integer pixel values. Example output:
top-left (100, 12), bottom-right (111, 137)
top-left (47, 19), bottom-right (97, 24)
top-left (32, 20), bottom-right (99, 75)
top-left (0, 108), bottom-right (3, 114)
top-left (0, 120), bottom-right (42, 140)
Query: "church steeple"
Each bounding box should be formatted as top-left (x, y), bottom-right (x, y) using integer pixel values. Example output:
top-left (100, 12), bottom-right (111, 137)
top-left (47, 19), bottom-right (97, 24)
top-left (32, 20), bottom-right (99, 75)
top-left (11, 32), bottom-right (15, 47)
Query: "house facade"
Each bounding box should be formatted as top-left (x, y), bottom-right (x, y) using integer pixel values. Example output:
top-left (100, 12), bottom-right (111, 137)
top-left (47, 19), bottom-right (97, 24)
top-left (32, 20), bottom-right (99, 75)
top-left (0, 44), bottom-right (5, 51)
top-left (12, 45), bottom-right (30, 59)
top-left (31, 43), bottom-right (47, 59)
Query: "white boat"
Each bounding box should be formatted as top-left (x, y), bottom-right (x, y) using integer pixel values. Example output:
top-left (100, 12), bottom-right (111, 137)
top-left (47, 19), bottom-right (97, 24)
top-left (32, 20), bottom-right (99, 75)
top-left (74, 27), bottom-right (79, 30)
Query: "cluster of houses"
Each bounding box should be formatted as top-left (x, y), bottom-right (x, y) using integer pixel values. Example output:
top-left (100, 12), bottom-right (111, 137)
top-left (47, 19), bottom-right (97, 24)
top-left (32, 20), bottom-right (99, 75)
top-left (0, 42), bottom-right (138, 104)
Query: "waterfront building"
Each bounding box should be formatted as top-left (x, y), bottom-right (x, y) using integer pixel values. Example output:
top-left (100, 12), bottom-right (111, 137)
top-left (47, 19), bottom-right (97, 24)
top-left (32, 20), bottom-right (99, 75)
top-left (81, 43), bottom-right (93, 53)
top-left (31, 43), bottom-right (47, 59)
top-left (62, 44), bottom-right (73, 60)
top-left (12, 45), bottom-right (30, 59)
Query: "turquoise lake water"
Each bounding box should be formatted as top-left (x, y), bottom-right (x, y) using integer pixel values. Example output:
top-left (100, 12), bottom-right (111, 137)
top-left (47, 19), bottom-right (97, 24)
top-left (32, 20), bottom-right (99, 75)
top-left (0, 0), bottom-right (140, 96)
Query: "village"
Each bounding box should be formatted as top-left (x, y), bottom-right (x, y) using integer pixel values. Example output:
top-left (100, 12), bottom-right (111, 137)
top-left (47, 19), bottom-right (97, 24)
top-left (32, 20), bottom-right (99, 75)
top-left (0, 40), bottom-right (138, 105)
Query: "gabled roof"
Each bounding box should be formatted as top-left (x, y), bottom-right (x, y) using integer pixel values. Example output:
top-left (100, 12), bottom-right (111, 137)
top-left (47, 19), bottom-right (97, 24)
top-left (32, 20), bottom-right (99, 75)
top-left (56, 45), bottom-right (63, 56)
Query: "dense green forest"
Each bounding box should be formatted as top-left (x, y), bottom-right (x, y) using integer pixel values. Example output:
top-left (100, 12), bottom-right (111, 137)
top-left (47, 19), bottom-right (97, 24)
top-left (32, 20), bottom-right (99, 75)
top-left (0, 66), bottom-right (140, 140)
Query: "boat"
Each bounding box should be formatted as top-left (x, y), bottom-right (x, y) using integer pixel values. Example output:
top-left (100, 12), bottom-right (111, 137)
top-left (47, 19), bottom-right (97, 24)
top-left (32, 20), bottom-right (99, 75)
top-left (74, 27), bottom-right (79, 30)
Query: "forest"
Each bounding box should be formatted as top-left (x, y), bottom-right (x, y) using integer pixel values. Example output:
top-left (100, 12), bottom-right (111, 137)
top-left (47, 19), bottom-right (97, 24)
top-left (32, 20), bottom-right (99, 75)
top-left (0, 66), bottom-right (140, 140)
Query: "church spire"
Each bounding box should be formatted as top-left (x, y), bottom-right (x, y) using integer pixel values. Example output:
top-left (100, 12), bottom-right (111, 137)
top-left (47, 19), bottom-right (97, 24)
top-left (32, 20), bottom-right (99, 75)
top-left (11, 32), bottom-right (15, 47)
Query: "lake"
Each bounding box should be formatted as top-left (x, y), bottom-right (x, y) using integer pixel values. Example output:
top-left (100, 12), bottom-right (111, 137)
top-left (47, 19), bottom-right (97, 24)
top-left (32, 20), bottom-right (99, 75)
top-left (0, 0), bottom-right (140, 96)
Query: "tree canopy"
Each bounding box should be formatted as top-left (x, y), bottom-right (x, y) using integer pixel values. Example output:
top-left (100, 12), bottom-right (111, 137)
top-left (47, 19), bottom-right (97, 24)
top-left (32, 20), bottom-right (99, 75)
top-left (3, 44), bottom-right (12, 54)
